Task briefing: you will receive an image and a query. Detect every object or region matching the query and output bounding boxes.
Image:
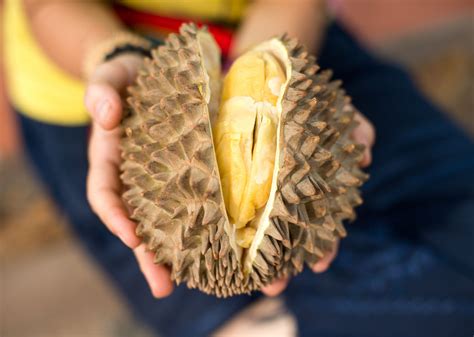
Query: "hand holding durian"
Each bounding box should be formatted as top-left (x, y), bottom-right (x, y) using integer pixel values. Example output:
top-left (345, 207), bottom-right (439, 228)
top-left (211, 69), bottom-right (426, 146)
top-left (119, 24), bottom-right (370, 297)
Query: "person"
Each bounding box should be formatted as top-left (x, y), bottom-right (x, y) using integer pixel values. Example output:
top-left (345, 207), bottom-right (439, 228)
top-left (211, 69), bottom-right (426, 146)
top-left (3, 0), bottom-right (473, 336)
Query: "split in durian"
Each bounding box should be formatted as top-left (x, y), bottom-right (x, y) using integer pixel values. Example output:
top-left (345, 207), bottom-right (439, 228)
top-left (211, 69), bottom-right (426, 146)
top-left (213, 50), bottom-right (286, 248)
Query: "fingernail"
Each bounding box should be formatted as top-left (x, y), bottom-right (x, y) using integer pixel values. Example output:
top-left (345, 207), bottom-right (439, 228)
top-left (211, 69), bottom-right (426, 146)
top-left (96, 100), bottom-right (110, 124)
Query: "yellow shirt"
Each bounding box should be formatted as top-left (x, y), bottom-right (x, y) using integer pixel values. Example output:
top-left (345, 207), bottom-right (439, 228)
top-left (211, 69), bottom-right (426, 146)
top-left (3, 0), bottom-right (246, 126)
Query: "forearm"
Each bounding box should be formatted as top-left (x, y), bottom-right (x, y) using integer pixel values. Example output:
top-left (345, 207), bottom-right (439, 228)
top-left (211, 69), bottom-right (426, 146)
top-left (231, 0), bottom-right (327, 58)
top-left (23, 0), bottom-right (123, 78)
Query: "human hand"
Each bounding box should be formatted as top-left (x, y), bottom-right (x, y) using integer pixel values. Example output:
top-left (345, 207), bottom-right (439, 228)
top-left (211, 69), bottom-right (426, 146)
top-left (84, 54), bottom-right (174, 298)
top-left (261, 111), bottom-right (375, 296)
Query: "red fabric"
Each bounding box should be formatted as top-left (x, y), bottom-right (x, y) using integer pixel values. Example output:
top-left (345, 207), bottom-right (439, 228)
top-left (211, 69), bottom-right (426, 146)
top-left (113, 4), bottom-right (235, 57)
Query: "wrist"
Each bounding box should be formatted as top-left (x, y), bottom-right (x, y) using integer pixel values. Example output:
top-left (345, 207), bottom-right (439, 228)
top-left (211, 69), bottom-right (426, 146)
top-left (87, 53), bottom-right (144, 87)
top-left (111, 54), bottom-right (145, 85)
top-left (82, 31), bottom-right (151, 80)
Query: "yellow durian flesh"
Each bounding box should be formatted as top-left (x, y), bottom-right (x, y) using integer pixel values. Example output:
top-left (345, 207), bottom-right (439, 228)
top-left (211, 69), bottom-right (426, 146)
top-left (213, 50), bottom-right (286, 248)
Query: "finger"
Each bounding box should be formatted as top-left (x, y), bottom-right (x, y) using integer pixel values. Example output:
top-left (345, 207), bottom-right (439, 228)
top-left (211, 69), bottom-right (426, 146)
top-left (134, 244), bottom-right (174, 298)
top-left (85, 64), bottom-right (127, 128)
top-left (87, 125), bottom-right (140, 248)
top-left (261, 277), bottom-right (289, 297)
top-left (352, 112), bottom-right (375, 168)
top-left (87, 172), bottom-right (140, 248)
top-left (84, 54), bottom-right (143, 130)
top-left (312, 240), bottom-right (339, 273)
top-left (84, 82), bottom-right (123, 130)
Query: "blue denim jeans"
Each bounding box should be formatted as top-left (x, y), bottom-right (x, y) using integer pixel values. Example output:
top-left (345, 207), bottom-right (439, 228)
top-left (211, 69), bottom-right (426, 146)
top-left (17, 22), bottom-right (474, 337)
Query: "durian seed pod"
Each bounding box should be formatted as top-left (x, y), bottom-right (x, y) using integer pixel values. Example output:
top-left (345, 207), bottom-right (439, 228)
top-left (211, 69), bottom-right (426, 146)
top-left (120, 23), bottom-right (368, 297)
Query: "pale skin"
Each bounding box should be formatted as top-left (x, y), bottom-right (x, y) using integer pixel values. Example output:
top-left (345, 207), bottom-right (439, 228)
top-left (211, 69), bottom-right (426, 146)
top-left (24, 0), bottom-right (375, 298)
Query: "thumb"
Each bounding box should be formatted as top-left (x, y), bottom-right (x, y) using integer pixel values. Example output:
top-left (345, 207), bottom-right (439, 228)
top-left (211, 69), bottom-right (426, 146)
top-left (84, 54), bottom-right (143, 130)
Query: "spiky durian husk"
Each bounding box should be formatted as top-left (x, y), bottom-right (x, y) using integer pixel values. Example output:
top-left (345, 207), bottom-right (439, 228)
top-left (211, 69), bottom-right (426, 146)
top-left (120, 23), bottom-right (367, 297)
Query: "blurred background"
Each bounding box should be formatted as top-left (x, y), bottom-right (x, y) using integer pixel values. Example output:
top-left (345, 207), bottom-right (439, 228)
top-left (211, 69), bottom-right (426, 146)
top-left (1, 1), bottom-right (473, 336)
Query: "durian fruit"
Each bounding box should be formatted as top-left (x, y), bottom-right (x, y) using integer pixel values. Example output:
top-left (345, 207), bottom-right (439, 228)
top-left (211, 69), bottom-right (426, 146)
top-left (121, 23), bottom-right (367, 297)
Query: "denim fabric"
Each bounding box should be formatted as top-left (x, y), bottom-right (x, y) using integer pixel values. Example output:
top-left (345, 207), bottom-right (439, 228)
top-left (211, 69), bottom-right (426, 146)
top-left (17, 22), bottom-right (474, 337)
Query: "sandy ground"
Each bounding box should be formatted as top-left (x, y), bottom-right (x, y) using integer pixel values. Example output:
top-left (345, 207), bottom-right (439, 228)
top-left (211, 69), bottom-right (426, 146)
top-left (1, 17), bottom-right (473, 337)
